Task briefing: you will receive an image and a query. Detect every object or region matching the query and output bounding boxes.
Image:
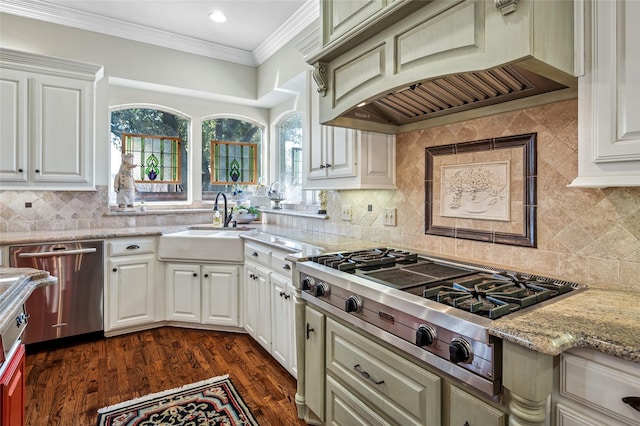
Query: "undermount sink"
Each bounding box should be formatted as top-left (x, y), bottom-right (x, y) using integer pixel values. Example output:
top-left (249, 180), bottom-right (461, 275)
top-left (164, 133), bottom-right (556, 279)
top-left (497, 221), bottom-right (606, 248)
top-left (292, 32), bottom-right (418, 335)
top-left (158, 228), bottom-right (250, 262)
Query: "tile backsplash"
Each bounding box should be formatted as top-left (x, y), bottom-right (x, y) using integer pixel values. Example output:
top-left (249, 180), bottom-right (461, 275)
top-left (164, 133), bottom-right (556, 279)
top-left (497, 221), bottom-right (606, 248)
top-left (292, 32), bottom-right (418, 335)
top-left (270, 100), bottom-right (640, 290)
top-left (0, 186), bottom-right (214, 232)
top-left (2, 99), bottom-right (639, 290)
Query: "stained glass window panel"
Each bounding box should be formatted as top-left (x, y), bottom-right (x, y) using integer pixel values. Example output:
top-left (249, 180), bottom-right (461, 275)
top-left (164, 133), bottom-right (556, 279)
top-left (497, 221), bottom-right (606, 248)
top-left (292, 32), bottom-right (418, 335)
top-left (210, 141), bottom-right (257, 185)
top-left (122, 133), bottom-right (181, 184)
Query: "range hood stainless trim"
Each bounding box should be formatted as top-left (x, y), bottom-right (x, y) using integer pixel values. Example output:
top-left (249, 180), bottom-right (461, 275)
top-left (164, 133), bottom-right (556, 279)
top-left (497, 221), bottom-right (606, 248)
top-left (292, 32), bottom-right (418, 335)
top-left (338, 62), bottom-right (570, 129)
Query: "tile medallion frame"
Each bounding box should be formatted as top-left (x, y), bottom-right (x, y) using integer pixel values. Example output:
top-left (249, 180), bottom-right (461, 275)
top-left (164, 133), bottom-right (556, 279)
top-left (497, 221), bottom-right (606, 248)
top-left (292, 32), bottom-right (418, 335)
top-left (425, 133), bottom-right (537, 247)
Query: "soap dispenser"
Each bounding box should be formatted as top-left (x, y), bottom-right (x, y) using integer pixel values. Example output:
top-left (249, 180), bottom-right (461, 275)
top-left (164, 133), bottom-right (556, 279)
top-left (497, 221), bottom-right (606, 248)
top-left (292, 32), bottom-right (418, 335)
top-left (212, 209), bottom-right (222, 227)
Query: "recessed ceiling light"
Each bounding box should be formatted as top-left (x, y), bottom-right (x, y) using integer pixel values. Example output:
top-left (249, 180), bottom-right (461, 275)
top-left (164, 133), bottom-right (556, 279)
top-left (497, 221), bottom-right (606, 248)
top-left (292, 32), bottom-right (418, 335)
top-left (208, 11), bottom-right (227, 23)
top-left (357, 102), bottom-right (367, 107)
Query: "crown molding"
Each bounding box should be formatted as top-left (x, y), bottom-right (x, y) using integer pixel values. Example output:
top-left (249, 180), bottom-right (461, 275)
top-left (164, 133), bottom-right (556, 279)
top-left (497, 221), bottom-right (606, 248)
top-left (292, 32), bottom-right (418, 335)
top-left (253, 0), bottom-right (319, 65)
top-left (1, 0), bottom-right (319, 66)
top-left (1, 47), bottom-right (104, 81)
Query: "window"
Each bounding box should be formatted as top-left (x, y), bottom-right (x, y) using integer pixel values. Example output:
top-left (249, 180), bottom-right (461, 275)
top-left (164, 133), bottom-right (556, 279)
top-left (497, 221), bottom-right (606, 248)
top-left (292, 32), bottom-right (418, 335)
top-left (202, 117), bottom-right (263, 200)
top-left (111, 107), bottom-right (189, 204)
top-left (276, 113), bottom-right (303, 202)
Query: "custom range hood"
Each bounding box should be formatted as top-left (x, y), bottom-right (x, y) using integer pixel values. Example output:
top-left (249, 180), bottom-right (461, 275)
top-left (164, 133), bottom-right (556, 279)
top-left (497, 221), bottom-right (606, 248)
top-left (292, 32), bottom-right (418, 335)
top-left (307, 0), bottom-right (577, 134)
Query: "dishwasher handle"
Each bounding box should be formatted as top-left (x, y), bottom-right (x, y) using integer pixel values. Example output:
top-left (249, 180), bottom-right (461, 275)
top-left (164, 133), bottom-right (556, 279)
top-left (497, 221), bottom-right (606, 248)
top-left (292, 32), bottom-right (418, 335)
top-left (18, 248), bottom-right (98, 258)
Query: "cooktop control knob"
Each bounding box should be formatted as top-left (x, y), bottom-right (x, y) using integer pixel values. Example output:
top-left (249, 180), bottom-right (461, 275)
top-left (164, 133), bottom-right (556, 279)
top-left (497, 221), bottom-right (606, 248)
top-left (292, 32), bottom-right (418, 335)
top-left (301, 276), bottom-right (314, 291)
top-left (345, 295), bottom-right (362, 313)
top-left (415, 324), bottom-right (436, 347)
top-left (449, 338), bottom-right (473, 364)
top-left (315, 282), bottom-right (330, 297)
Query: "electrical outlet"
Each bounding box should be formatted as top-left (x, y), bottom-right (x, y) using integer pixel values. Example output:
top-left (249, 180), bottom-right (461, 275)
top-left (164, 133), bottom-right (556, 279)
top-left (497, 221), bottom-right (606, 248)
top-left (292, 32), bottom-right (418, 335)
top-left (383, 208), bottom-right (397, 226)
top-left (341, 205), bottom-right (352, 221)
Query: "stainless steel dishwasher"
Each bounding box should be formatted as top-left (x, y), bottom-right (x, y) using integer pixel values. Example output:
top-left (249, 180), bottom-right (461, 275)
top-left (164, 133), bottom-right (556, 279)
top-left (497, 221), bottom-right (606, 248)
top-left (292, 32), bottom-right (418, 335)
top-left (9, 240), bottom-right (103, 344)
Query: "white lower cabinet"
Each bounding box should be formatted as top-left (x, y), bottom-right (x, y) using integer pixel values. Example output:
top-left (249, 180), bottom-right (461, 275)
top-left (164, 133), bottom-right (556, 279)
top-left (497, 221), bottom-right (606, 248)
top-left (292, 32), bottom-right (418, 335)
top-left (552, 348), bottom-right (640, 426)
top-left (106, 237), bottom-right (160, 335)
top-left (166, 262), bottom-right (239, 327)
top-left (244, 241), bottom-right (297, 377)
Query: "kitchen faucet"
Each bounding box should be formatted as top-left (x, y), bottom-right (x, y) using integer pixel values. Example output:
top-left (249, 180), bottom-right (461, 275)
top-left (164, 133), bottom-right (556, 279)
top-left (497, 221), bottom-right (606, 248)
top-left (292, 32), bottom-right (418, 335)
top-left (213, 192), bottom-right (233, 227)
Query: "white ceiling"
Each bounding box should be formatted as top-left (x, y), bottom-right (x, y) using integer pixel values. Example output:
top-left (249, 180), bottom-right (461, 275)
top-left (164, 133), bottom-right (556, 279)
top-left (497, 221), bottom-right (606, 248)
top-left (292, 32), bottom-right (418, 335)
top-left (0, 0), bottom-right (319, 66)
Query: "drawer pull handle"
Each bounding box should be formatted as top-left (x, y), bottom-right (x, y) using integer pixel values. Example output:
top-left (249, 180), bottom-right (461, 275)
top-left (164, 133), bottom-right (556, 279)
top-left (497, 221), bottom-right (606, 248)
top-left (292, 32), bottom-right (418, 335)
top-left (252, 252), bottom-right (259, 257)
top-left (306, 323), bottom-right (314, 339)
top-left (126, 244), bottom-right (140, 250)
top-left (282, 264), bottom-right (291, 270)
top-left (622, 396), bottom-right (640, 412)
top-left (353, 364), bottom-right (384, 385)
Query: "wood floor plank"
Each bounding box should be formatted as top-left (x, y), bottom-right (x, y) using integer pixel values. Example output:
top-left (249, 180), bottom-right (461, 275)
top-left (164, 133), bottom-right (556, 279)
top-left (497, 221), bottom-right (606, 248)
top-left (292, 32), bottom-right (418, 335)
top-left (25, 327), bottom-right (306, 425)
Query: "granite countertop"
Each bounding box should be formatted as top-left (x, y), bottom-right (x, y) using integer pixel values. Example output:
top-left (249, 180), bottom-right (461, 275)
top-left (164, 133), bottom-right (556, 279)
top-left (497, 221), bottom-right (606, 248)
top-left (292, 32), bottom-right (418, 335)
top-left (0, 268), bottom-right (57, 332)
top-left (1, 225), bottom-right (638, 364)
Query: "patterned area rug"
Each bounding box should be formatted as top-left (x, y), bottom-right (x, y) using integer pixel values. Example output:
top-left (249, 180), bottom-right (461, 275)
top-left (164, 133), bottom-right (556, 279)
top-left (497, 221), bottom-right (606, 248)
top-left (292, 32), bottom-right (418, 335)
top-left (97, 375), bottom-right (259, 425)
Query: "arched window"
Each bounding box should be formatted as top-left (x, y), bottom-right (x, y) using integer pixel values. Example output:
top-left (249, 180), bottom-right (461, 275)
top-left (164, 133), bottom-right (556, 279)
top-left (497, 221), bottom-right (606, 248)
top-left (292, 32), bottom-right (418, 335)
top-left (110, 107), bottom-right (189, 204)
top-left (201, 117), bottom-right (263, 201)
top-left (276, 113), bottom-right (303, 202)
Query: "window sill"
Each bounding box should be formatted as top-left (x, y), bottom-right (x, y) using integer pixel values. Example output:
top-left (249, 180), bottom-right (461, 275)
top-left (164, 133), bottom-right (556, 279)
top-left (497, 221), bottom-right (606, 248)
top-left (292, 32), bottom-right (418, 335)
top-left (106, 208), bottom-right (213, 216)
top-left (260, 208), bottom-right (328, 220)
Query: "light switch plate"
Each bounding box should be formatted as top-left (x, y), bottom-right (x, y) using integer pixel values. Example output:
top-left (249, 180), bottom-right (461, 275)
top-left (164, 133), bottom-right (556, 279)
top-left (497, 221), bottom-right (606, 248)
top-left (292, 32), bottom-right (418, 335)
top-left (341, 205), bottom-right (352, 221)
top-left (383, 208), bottom-right (396, 226)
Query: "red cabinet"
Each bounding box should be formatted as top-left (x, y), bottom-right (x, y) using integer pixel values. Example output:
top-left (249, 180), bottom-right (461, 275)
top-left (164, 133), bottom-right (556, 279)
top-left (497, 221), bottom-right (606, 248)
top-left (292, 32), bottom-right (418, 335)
top-left (0, 344), bottom-right (25, 426)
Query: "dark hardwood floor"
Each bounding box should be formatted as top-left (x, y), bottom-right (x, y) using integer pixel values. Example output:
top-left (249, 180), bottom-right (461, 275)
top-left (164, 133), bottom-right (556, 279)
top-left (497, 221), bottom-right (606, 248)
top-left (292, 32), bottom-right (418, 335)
top-left (25, 327), bottom-right (306, 425)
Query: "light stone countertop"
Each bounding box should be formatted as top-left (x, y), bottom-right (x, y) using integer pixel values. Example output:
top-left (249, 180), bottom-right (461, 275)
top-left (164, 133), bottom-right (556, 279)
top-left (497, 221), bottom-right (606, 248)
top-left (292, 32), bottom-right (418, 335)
top-left (0, 268), bottom-right (57, 334)
top-left (1, 224), bottom-right (638, 364)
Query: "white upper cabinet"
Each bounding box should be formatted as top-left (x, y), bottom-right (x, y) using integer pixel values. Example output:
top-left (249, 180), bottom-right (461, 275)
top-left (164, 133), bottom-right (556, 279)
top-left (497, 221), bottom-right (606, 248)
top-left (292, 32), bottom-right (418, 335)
top-left (0, 49), bottom-right (103, 190)
top-left (304, 70), bottom-right (396, 190)
top-left (570, 0), bottom-right (640, 188)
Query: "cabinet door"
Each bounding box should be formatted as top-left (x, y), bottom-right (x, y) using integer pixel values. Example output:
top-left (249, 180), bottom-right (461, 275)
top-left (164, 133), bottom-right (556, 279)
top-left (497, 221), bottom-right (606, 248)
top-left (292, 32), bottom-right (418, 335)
top-left (287, 282), bottom-right (297, 378)
top-left (572, 0), bottom-right (640, 187)
top-left (166, 263), bottom-right (201, 323)
top-left (201, 264), bottom-right (239, 327)
top-left (449, 385), bottom-right (506, 426)
top-left (360, 131), bottom-right (396, 188)
top-left (244, 263), bottom-right (259, 338)
top-left (0, 69), bottom-right (28, 183)
top-left (255, 265), bottom-right (272, 352)
top-left (271, 273), bottom-right (292, 372)
top-left (31, 74), bottom-right (93, 185)
top-left (326, 126), bottom-right (357, 178)
top-left (0, 344), bottom-right (25, 426)
top-left (107, 255), bottom-right (156, 330)
top-left (304, 306), bottom-right (326, 422)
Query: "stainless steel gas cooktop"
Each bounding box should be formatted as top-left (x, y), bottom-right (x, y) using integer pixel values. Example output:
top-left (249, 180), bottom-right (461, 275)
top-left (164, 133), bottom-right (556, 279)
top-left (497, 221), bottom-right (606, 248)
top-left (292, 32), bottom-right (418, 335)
top-left (298, 248), bottom-right (586, 397)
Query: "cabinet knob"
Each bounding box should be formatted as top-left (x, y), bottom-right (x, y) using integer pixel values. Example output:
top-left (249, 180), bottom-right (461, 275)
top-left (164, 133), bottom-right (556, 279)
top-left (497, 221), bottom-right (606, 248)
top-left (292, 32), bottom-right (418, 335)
top-left (193, 273), bottom-right (198, 277)
top-left (622, 396), bottom-right (640, 412)
top-left (284, 294), bottom-right (291, 300)
top-left (35, 169), bottom-right (40, 173)
top-left (319, 164), bottom-right (325, 169)
top-left (204, 274), bottom-right (209, 278)
top-left (252, 252), bottom-right (258, 257)
top-left (112, 268), bottom-right (117, 272)
top-left (279, 291), bottom-right (285, 297)
top-left (18, 168), bottom-right (23, 173)
top-left (325, 163), bottom-right (332, 168)
top-left (282, 264), bottom-right (291, 270)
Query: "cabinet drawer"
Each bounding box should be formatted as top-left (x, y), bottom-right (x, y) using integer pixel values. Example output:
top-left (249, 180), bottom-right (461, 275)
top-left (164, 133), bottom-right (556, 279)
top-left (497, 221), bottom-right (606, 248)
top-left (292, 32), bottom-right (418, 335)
top-left (108, 237), bottom-right (155, 256)
top-left (326, 318), bottom-right (441, 426)
top-left (560, 349), bottom-right (640, 425)
top-left (244, 242), bottom-right (271, 267)
top-left (271, 250), bottom-right (293, 279)
top-left (326, 375), bottom-right (391, 426)
top-left (449, 385), bottom-right (505, 426)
